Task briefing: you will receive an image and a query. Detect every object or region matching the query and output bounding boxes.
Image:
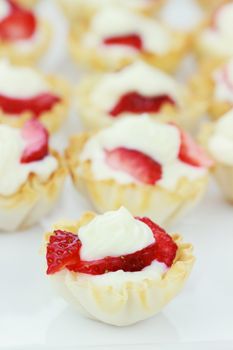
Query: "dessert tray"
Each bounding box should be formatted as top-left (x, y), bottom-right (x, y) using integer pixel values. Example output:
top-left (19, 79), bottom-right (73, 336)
top-left (1, 0), bottom-right (233, 349)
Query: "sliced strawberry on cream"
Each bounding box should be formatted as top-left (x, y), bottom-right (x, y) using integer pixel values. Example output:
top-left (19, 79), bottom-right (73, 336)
top-left (178, 128), bottom-right (213, 168)
top-left (105, 147), bottom-right (162, 185)
top-left (103, 34), bottom-right (143, 51)
top-left (110, 92), bottom-right (176, 117)
top-left (46, 208), bottom-right (178, 275)
top-left (0, 0), bottom-right (37, 42)
top-left (20, 119), bottom-right (49, 163)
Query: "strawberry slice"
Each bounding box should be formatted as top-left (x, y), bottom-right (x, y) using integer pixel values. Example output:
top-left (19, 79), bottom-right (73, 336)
top-left (46, 230), bottom-right (82, 275)
top-left (0, 93), bottom-right (61, 117)
top-left (46, 217), bottom-right (177, 275)
top-left (178, 128), bottom-right (213, 168)
top-left (110, 92), bottom-right (176, 117)
top-left (20, 119), bottom-right (49, 163)
top-left (103, 34), bottom-right (143, 51)
top-left (105, 147), bottom-right (162, 185)
top-left (0, 0), bottom-right (37, 42)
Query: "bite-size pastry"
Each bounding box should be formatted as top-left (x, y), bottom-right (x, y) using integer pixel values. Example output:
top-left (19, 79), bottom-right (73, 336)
top-left (191, 58), bottom-right (233, 121)
top-left (69, 7), bottom-right (189, 72)
top-left (195, 1), bottom-right (233, 63)
top-left (0, 60), bottom-right (70, 133)
top-left (199, 109), bottom-right (233, 203)
top-left (44, 207), bottom-right (195, 326)
top-left (0, 120), bottom-right (66, 231)
top-left (77, 61), bottom-right (205, 131)
top-left (0, 0), bottom-right (51, 64)
top-left (66, 117), bottom-right (212, 227)
top-left (56, 0), bottom-right (165, 22)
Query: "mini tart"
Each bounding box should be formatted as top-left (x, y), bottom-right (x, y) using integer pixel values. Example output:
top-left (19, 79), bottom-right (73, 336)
top-left (0, 149), bottom-right (66, 231)
top-left (0, 75), bottom-right (70, 134)
top-left (76, 62), bottom-right (206, 131)
top-left (194, 1), bottom-right (233, 64)
top-left (190, 58), bottom-right (233, 121)
top-left (69, 9), bottom-right (189, 73)
top-left (44, 211), bottom-right (195, 326)
top-left (199, 117), bottom-right (233, 203)
top-left (56, 0), bottom-right (165, 22)
top-left (66, 130), bottom-right (210, 227)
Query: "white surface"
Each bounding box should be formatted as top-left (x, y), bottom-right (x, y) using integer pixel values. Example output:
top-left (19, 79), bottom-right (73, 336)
top-left (0, 0), bottom-right (233, 349)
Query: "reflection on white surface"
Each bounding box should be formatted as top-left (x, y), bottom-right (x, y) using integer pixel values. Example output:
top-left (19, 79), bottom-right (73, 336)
top-left (0, 0), bottom-right (233, 349)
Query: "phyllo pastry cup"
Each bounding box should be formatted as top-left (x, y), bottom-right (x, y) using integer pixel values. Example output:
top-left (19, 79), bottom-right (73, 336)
top-left (194, 1), bottom-right (233, 64)
top-left (76, 61), bottom-right (206, 131)
top-left (0, 121), bottom-right (66, 231)
top-left (69, 7), bottom-right (190, 73)
top-left (56, 0), bottom-right (165, 22)
top-left (0, 61), bottom-right (70, 134)
top-left (199, 110), bottom-right (233, 203)
top-left (66, 118), bottom-right (211, 227)
top-left (44, 210), bottom-right (195, 326)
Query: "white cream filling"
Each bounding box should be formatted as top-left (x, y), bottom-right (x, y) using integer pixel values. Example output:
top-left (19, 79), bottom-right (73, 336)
top-left (0, 125), bottom-right (58, 196)
top-left (0, 60), bottom-right (49, 98)
top-left (208, 109), bottom-right (233, 165)
top-left (80, 117), bottom-right (206, 190)
top-left (200, 3), bottom-right (233, 56)
top-left (213, 59), bottom-right (233, 103)
top-left (78, 207), bottom-right (155, 261)
top-left (0, 0), bottom-right (10, 21)
top-left (76, 259), bottom-right (167, 287)
top-left (82, 7), bottom-right (172, 57)
top-left (91, 61), bottom-right (180, 112)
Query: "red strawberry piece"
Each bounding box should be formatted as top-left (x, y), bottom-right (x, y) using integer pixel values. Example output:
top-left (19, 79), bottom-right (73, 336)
top-left (0, 93), bottom-right (61, 117)
top-left (105, 147), bottom-right (162, 185)
top-left (20, 119), bottom-right (49, 163)
top-left (103, 34), bottom-right (143, 51)
top-left (110, 92), bottom-right (176, 117)
top-left (0, 0), bottom-right (37, 42)
top-left (46, 230), bottom-right (82, 275)
top-left (178, 128), bottom-right (213, 168)
top-left (46, 217), bottom-right (177, 275)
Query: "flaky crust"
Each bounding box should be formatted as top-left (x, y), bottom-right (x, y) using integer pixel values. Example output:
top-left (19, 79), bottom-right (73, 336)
top-left (199, 122), bottom-right (233, 203)
top-left (66, 134), bottom-right (209, 227)
top-left (45, 212), bottom-right (195, 326)
top-left (0, 151), bottom-right (66, 232)
top-left (0, 75), bottom-right (70, 133)
top-left (69, 21), bottom-right (190, 73)
top-left (0, 20), bottom-right (51, 65)
top-left (189, 60), bottom-right (233, 121)
top-left (76, 73), bottom-right (206, 131)
top-left (56, 0), bottom-right (165, 22)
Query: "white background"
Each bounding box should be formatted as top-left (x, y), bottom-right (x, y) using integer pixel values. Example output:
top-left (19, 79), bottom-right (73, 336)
top-left (0, 0), bottom-right (233, 349)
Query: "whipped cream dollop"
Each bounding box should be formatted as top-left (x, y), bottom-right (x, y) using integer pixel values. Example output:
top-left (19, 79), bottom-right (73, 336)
top-left (213, 59), bottom-right (233, 103)
top-left (83, 7), bottom-right (172, 56)
top-left (0, 125), bottom-right (58, 196)
top-left (208, 109), bottom-right (233, 165)
top-left (91, 61), bottom-right (180, 112)
top-left (78, 207), bottom-right (155, 261)
top-left (0, 0), bottom-right (10, 21)
top-left (0, 60), bottom-right (49, 98)
top-left (80, 117), bottom-right (207, 190)
top-left (200, 2), bottom-right (233, 56)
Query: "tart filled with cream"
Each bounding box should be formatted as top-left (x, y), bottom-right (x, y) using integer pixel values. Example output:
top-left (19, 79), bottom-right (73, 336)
top-left (77, 61), bottom-right (204, 130)
top-left (45, 207), bottom-right (195, 326)
top-left (0, 60), bottom-right (70, 133)
top-left (199, 109), bottom-right (233, 203)
top-left (196, 1), bottom-right (233, 61)
top-left (0, 0), bottom-right (51, 64)
top-left (0, 120), bottom-right (66, 231)
top-left (69, 7), bottom-right (189, 72)
top-left (57, 0), bottom-right (164, 21)
top-left (66, 117), bottom-right (212, 226)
